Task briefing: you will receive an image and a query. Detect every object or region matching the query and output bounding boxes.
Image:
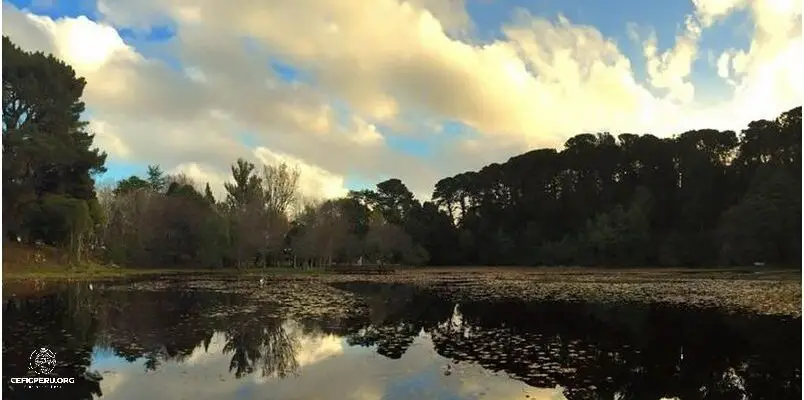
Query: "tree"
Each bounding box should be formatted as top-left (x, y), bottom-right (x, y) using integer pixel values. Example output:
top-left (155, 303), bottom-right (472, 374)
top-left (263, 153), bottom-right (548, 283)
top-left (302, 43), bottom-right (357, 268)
top-left (224, 159), bottom-right (262, 210)
top-left (114, 176), bottom-right (150, 196)
top-left (373, 178), bottom-right (416, 225)
top-left (365, 210), bottom-right (425, 265)
top-left (579, 187), bottom-right (653, 266)
top-left (146, 165), bottom-right (167, 193)
top-left (262, 162), bottom-right (301, 216)
top-left (37, 195), bottom-right (93, 263)
top-left (717, 167), bottom-right (800, 266)
top-left (419, 107), bottom-right (800, 268)
top-left (2, 36), bottom-right (106, 251)
top-left (223, 159), bottom-right (264, 268)
top-left (259, 162), bottom-right (301, 266)
top-left (203, 183), bottom-right (216, 206)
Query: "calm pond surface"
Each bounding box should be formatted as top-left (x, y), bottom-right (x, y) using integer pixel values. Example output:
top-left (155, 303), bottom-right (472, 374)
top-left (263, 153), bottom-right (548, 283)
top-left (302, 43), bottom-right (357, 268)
top-left (2, 276), bottom-right (801, 400)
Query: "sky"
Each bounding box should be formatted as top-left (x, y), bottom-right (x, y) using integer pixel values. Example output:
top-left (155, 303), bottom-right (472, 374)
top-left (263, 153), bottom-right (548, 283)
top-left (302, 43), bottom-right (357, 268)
top-left (2, 0), bottom-right (802, 201)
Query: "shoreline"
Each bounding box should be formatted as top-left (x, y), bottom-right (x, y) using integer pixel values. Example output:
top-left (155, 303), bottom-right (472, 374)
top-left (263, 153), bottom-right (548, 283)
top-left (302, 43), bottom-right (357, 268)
top-left (3, 264), bottom-right (800, 281)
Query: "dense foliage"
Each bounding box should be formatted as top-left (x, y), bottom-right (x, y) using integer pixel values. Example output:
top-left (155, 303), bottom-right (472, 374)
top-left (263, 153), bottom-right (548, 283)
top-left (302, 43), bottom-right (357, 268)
top-left (3, 36), bottom-right (800, 268)
top-left (2, 37), bottom-right (107, 263)
top-left (431, 110), bottom-right (802, 267)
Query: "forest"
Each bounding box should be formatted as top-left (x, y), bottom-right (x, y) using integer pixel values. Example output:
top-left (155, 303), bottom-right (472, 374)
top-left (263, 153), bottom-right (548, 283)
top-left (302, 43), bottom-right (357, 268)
top-left (2, 35), bottom-right (801, 270)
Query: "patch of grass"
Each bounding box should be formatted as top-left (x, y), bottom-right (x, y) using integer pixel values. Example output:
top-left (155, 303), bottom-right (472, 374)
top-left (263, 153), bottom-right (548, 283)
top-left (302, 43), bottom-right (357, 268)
top-left (3, 241), bottom-right (336, 280)
top-left (2, 264), bottom-right (333, 281)
top-left (4, 264), bottom-right (170, 280)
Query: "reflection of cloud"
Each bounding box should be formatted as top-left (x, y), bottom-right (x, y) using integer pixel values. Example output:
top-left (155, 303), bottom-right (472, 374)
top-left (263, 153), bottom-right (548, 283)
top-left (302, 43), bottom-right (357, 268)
top-left (92, 321), bottom-right (563, 400)
top-left (92, 347), bottom-right (133, 396)
top-left (282, 320), bottom-right (345, 368)
top-left (98, 370), bottom-right (127, 396)
top-left (295, 334), bottom-right (344, 367)
top-left (183, 332), bottom-right (229, 366)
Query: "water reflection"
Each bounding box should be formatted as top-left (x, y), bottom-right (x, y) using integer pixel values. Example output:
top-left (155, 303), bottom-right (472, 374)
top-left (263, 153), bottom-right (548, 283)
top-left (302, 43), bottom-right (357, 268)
top-left (2, 279), bottom-right (800, 400)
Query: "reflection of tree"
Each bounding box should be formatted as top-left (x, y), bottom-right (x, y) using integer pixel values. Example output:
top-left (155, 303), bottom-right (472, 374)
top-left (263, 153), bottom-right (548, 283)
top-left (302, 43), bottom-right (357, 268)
top-left (3, 281), bottom-right (311, 392)
top-left (346, 324), bottom-right (419, 359)
top-left (334, 283), bottom-right (800, 400)
top-left (93, 288), bottom-right (230, 372)
top-left (222, 320), bottom-right (300, 379)
top-left (3, 286), bottom-right (103, 400)
top-left (334, 282), bottom-right (454, 359)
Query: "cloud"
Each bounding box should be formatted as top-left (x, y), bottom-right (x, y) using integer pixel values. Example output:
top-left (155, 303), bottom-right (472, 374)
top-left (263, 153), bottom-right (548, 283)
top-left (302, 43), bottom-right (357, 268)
top-left (169, 162), bottom-right (231, 199)
top-left (92, 0), bottom-right (662, 149)
top-left (692, 0), bottom-right (748, 27)
top-left (3, 0), bottom-right (801, 202)
top-left (716, 51), bottom-right (731, 79)
top-left (703, 0), bottom-right (803, 123)
top-left (254, 147), bottom-right (349, 200)
top-left (502, 12), bottom-right (665, 143)
top-left (642, 15), bottom-right (701, 104)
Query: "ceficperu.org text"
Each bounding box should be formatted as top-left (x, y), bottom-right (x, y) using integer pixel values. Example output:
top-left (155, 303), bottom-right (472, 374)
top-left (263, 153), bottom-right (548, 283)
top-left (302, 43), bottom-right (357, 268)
top-left (10, 377), bottom-right (75, 384)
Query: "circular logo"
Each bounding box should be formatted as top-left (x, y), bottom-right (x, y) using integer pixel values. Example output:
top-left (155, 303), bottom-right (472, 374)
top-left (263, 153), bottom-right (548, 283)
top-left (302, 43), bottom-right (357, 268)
top-left (28, 347), bottom-right (57, 375)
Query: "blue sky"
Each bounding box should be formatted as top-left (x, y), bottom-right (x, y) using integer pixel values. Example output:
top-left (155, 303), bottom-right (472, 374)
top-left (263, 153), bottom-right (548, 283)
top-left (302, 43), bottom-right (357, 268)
top-left (3, 0), bottom-right (799, 199)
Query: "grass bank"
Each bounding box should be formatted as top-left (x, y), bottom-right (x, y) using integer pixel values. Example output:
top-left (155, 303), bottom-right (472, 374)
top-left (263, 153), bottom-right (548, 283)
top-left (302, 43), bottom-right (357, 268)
top-left (2, 242), bottom-right (336, 281)
top-left (2, 264), bottom-right (334, 281)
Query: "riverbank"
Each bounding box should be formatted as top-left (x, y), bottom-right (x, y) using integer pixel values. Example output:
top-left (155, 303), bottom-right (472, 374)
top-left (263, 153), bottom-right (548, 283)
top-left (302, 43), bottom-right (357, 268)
top-left (1, 265), bottom-right (335, 281)
top-left (4, 263), bottom-right (798, 280)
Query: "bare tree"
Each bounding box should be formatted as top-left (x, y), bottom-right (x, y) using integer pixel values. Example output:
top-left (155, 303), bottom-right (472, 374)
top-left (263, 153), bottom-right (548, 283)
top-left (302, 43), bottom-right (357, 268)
top-left (260, 162), bottom-right (301, 266)
top-left (311, 201), bottom-right (350, 266)
top-left (262, 163), bottom-right (300, 214)
top-left (94, 183), bottom-right (116, 250)
top-left (364, 210), bottom-right (424, 265)
top-left (289, 200), bottom-right (352, 268)
top-left (290, 195), bottom-right (318, 220)
top-left (102, 188), bottom-right (157, 265)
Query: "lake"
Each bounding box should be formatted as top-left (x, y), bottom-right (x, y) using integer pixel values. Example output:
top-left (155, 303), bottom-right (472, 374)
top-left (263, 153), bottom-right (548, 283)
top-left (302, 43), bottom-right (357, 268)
top-left (2, 273), bottom-right (801, 400)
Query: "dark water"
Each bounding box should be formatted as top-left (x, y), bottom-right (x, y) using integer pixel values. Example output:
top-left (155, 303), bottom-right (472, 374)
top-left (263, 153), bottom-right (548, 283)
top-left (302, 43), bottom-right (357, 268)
top-left (2, 278), bottom-right (800, 400)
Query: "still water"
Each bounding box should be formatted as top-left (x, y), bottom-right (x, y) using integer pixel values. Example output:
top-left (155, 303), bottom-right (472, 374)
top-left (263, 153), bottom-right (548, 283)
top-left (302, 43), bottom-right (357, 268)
top-left (2, 277), bottom-right (801, 400)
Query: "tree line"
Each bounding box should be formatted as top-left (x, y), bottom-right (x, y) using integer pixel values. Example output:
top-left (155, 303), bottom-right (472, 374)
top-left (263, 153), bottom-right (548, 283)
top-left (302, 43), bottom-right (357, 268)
top-left (2, 35), bottom-right (801, 269)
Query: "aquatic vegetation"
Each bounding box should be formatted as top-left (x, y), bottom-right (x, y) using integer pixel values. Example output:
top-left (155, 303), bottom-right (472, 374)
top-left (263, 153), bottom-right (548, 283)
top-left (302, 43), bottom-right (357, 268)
top-left (320, 268), bottom-right (802, 317)
top-left (2, 270), bottom-right (800, 399)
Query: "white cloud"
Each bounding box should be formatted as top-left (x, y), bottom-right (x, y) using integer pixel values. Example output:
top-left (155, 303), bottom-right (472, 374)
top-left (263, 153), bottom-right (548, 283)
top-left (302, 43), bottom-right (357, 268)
top-left (703, 0), bottom-right (803, 123)
top-left (716, 51), bottom-right (732, 79)
top-left (90, 0), bottom-right (667, 148)
top-left (692, 0), bottom-right (748, 27)
top-left (169, 162), bottom-right (231, 199)
top-left (642, 15), bottom-right (701, 104)
top-left (254, 147), bottom-right (349, 200)
top-left (3, 0), bottom-right (801, 202)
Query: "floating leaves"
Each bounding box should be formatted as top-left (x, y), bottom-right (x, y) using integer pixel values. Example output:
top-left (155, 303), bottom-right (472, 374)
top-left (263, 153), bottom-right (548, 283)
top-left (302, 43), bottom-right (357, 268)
top-left (318, 268), bottom-right (802, 317)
